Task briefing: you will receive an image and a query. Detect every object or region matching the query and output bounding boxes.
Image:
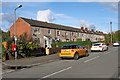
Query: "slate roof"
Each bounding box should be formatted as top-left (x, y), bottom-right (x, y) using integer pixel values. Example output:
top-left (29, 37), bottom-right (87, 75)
top-left (20, 17), bottom-right (103, 35)
top-left (20, 17), bottom-right (81, 32)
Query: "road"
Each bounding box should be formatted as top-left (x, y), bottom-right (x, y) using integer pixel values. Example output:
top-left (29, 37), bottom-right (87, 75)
top-left (2, 47), bottom-right (119, 79)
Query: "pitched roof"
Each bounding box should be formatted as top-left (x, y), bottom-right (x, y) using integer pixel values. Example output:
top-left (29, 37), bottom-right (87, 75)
top-left (20, 17), bottom-right (103, 35)
top-left (20, 17), bottom-right (81, 32)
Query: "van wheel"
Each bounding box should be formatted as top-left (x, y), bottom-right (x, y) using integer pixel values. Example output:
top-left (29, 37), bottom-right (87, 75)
top-left (74, 52), bottom-right (79, 60)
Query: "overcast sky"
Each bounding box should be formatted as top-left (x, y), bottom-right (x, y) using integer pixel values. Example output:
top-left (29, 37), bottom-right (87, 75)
top-left (1, 1), bottom-right (119, 34)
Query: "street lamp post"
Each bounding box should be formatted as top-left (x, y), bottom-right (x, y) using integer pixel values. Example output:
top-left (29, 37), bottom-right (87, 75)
top-left (14, 5), bottom-right (22, 61)
top-left (110, 21), bottom-right (112, 46)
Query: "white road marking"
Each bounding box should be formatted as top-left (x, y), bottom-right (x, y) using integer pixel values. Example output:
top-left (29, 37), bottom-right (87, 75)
top-left (42, 66), bottom-right (72, 78)
top-left (84, 56), bottom-right (99, 63)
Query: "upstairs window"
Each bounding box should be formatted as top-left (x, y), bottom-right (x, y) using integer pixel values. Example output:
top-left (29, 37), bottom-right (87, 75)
top-left (34, 28), bottom-right (40, 33)
top-left (57, 31), bottom-right (60, 36)
top-left (72, 32), bottom-right (74, 36)
top-left (77, 33), bottom-right (79, 36)
top-left (48, 30), bottom-right (51, 34)
top-left (65, 32), bottom-right (68, 36)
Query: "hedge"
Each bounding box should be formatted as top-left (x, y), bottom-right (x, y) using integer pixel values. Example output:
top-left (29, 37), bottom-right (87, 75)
top-left (57, 41), bottom-right (92, 48)
top-left (57, 40), bottom-right (103, 48)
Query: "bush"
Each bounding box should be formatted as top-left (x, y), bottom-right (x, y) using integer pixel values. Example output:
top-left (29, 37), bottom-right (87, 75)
top-left (57, 41), bottom-right (92, 48)
top-left (17, 42), bottom-right (39, 57)
top-left (76, 38), bottom-right (82, 42)
top-left (51, 42), bottom-right (56, 48)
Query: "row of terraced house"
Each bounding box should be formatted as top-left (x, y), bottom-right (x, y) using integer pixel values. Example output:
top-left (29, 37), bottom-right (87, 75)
top-left (10, 17), bottom-right (105, 48)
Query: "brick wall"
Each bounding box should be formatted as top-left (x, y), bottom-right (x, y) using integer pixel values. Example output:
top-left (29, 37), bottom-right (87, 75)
top-left (10, 18), bottom-right (31, 40)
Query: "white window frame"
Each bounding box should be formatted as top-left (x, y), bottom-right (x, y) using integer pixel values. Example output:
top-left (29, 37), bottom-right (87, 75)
top-left (72, 32), bottom-right (74, 36)
top-left (65, 32), bottom-right (68, 36)
top-left (48, 30), bottom-right (51, 35)
top-left (34, 38), bottom-right (40, 44)
top-left (34, 28), bottom-right (40, 34)
top-left (57, 31), bottom-right (60, 36)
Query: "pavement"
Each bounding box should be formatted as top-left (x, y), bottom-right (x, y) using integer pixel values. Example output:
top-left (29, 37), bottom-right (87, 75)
top-left (2, 53), bottom-right (59, 68)
top-left (2, 47), bottom-right (119, 79)
top-left (2, 49), bottom-right (91, 68)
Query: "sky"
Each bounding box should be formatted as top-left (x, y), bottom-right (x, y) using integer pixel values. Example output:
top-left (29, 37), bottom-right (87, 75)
top-left (1, 1), bottom-right (119, 34)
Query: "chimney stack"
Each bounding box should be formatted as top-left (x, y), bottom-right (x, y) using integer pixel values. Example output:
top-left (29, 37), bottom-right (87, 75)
top-left (85, 27), bottom-right (88, 32)
top-left (91, 29), bottom-right (94, 32)
top-left (81, 27), bottom-right (84, 31)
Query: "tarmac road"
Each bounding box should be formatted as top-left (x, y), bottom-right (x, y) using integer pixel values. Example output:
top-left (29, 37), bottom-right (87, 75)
top-left (2, 47), bottom-right (119, 79)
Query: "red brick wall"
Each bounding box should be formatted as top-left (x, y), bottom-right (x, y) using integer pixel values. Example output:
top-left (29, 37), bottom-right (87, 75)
top-left (10, 18), bottom-right (31, 40)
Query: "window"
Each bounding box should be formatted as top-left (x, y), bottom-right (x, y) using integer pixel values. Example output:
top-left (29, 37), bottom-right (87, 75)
top-left (65, 32), bottom-right (68, 36)
top-left (82, 34), bottom-right (83, 36)
top-left (48, 30), bottom-right (51, 34)
top-left (62, 45), bottom-right (77, 49)
top-left (72, 32), bottom-right (74, 36)
top-left (94, 43), bottom-right (101, 46)
top-left (34, 38), bottom-right (40, 44)
top-left (57, 31), bottom-right (60, 36)
top-left (79, 46), bottom-right (83, 49)
top-left (34, 28), bottom-right (40, 33)
top-left (77, 33), bottom-right (79, 36)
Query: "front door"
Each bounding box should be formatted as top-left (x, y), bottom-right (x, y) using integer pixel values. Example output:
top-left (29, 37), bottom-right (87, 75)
top-left (44, 36), bottom-right (52, 48)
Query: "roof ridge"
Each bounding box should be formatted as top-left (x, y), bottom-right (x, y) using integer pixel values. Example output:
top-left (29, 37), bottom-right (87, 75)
top-left (20, 17), bottom-right (80, 30)
top-left (19, 17), bottom-right (104, 35)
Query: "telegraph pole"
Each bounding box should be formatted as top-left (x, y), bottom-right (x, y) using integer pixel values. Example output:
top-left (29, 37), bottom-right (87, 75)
top-left (110, 21), bottom-right (112, 46)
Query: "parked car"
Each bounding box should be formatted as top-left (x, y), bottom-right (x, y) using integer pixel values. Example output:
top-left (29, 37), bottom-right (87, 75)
top-left (91, 43), bottom-right (108, 52)
top-left (113, 41), bottom-right (120, 47)
top-left (59, 44), bottom-right (88, 60)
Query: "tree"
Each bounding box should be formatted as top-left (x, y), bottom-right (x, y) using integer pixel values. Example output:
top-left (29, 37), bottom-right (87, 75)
top-left (113, 30), bottom-right (120, 41)
top-left (19, 32), bottom-right (28, 43)
top-left (105, 33), bottom-right (111, 44)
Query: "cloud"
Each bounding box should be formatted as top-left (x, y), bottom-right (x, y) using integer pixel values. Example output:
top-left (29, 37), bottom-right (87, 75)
top-left (77, 0), bottom-right (120, 2)
top-left (37, 9), bottom-right (56, 23)
top-left (1, 13), bottom-right (14, 24)
top-left (1, 24), bottom-right (10, 32)
top-left (99, 2), bottom-right (118, 11)
top-left (77, 20), bottom-right (96, 30)
top-left (56, 14), bottom-right (65, 16)
top-left (0, 13), bottom-right (14, 32)
top-left (102, 30), bottom-right (108, 34)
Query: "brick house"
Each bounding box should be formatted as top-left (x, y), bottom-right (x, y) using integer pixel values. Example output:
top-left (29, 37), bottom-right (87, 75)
top-left (10, 17), bottom-right (105, 48)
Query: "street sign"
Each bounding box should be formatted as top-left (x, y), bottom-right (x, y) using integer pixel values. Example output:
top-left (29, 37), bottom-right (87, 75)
top-left (12, 45), bottom-right (16, 51)
top-left (14, 36), bottom-right (17, 41)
